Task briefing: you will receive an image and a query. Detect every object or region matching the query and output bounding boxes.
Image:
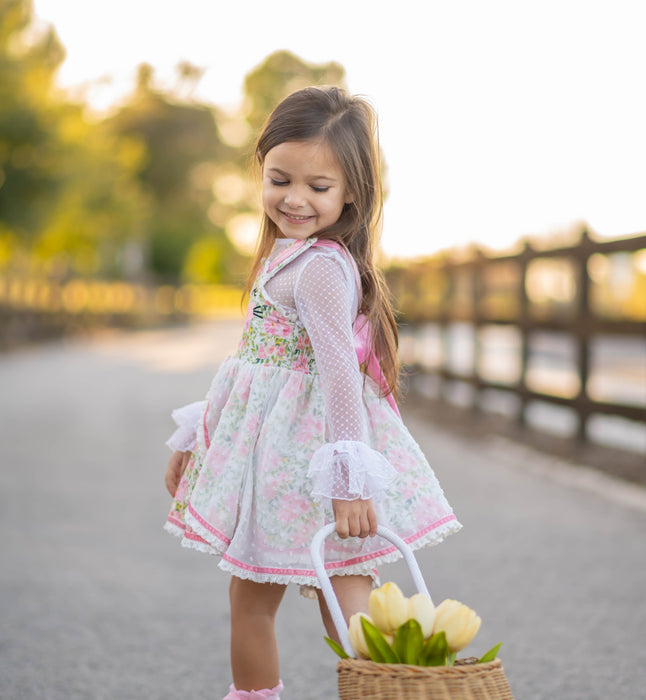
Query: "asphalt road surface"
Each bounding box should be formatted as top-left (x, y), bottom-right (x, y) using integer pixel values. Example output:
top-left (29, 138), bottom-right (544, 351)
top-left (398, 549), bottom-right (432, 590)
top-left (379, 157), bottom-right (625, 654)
top-left (1, 321), bottom-right (645, 699)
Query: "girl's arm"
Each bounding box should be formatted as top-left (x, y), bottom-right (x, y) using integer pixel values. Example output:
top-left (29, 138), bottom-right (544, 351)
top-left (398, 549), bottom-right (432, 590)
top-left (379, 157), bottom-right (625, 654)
top-left (164, 400), bottom-right (206, 496)
top-left (294, 252), bottom-right (396, 538)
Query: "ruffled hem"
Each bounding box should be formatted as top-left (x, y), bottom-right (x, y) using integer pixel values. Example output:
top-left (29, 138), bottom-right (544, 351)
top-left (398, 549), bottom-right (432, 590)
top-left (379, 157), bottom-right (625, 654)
top-left (215, 557), bottom-right (380, 587)
top-left (163, 520), bottom-right (186, 538)
top-left (165, 515), bottom-right (462, 591)
top-left (308, 440), bottom-right (398, 501)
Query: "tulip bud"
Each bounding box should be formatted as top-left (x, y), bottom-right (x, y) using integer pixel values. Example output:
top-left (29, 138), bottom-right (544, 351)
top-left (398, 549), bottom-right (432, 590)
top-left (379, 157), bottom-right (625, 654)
top-left (407, 593), bottom-right (436, 638)
top-left (433, 599), bottom-right (482, 653)
top-left (369, 582), bottom-right (409, 635)
top-left (348, 613), bottom-right (372, 659)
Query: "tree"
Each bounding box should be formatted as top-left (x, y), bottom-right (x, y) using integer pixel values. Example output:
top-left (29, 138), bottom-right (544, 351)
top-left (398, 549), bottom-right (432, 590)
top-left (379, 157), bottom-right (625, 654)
top-left (0, 0), bottom-right (150, 278)
top-left (212, 51), bottom-right (347, 256)
top-left (0, 0), bottom-right (66, 245)
top-left (109, 64), bottom-right (245, 281)
top-left (242, 50), bottom-right (345, 134)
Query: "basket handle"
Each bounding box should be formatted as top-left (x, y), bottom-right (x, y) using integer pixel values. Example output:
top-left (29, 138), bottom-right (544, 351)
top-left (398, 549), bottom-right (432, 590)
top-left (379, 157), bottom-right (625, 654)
top-left (310, 523), bottom-right (432, 657)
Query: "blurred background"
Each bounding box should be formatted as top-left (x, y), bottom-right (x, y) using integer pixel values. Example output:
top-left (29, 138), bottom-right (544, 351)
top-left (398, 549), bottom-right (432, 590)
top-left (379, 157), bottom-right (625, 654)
top-left (1, 4), bottom-right (645, 698)
top-left (1, 0), bottom-right (644, 459)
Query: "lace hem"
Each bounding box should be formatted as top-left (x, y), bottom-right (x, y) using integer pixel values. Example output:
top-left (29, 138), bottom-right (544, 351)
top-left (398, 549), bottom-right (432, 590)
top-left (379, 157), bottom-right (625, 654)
top-left (163, 520), bottom-right (186, 538)
top-left (165, 400), bottom-right (207, 452)
top-left (218, 518), bottom-right (461, 588)
top-left (164, 516), bottom-right (461, 596)
top-left (307, 440), bottom-right (398, 501)
top-left (217, 557), bottom-right (380, 588)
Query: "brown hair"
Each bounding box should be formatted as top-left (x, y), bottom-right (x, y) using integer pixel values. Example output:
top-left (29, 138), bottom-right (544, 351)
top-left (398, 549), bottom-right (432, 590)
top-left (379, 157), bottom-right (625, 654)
top-left (245, 86), bottom-right (399, 399)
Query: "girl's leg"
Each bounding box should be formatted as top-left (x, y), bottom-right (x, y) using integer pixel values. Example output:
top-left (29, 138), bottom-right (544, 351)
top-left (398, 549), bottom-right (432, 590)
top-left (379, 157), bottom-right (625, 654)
top-left (316, 574), bottom-right (372, 643)
top-left (229, 577), bottom-right (287, 691)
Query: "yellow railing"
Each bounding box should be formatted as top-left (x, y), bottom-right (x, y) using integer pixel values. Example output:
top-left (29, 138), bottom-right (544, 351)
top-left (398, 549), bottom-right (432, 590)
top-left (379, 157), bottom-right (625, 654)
top-left (0, 277), bottom-right (244, 318)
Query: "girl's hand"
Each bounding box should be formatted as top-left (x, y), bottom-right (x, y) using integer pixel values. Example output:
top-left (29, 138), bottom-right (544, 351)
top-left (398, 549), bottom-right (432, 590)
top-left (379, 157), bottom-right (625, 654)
top-left (332, 498), bottom-right (378, 539)
top-left (165, 450), bottom-right (191, 496)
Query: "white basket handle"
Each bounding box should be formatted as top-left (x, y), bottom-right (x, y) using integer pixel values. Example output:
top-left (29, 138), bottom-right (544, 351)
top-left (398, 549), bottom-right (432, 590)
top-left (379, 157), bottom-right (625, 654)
top-left (310, 523), bottom-right (432, 657)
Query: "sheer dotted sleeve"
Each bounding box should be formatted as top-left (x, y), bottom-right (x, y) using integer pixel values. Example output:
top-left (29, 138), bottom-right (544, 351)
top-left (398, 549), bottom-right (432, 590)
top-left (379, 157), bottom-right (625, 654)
top-left (166, 400), bottom-right (207, 452)
top-left (294, 253), bottom-right (397, 501)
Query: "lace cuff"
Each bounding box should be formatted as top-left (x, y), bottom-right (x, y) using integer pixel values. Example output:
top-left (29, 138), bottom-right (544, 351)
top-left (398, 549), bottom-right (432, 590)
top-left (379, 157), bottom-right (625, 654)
top-left (307, 440), bottom-right (397, 501)
top-left (165, 400), bottom-right (207, 452)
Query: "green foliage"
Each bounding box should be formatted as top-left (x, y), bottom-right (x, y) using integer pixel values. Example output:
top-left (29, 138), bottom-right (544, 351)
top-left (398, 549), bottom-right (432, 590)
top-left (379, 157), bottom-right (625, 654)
top-left (324, 636), bottom-right (349, 659)
top-left (243, 50), bottom-right (345, 134)
top-left (0, 0), bottom-right (66, 241)
top-left (393, 620), bottom-right (425, 665)
top-left (361, 617), bottom-right (400, 664)
top-left (328, 624), bottom-right (504, 669)
top-left (418, 631), bottom-right (448, 666)
top-left (0, 5), bottom-right (352, 285)
top-left (0, 0), bottom-right (149, 277)
top-left (478, 642), bottom-right (502, 664)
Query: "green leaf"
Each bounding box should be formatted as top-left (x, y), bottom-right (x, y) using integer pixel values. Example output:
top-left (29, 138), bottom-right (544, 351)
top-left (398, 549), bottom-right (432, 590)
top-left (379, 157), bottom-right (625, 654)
top-left (361, 617), bottom-right (400, 664)
top-left (324, 636), bottom-right (350, 659)
top-left (418, 631), bottom-right (448, 666)
top-left (393, 620), bottom-right (425, 665)
top-left (478, 642), bottom-right (502, 664)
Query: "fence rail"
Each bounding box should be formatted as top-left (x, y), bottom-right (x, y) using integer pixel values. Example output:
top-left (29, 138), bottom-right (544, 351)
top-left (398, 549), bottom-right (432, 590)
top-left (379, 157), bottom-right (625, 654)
top-left (0, 277), bottom-right (244, 349)
top-left (387, 229), bottom-right (646, 445)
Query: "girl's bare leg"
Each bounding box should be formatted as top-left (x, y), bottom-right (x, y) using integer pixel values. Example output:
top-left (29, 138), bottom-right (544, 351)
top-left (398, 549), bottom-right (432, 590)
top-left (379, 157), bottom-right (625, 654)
top-left (316, 574), bottom-right (372, 643)
top-left (229, 577), bottom-right (287, 691)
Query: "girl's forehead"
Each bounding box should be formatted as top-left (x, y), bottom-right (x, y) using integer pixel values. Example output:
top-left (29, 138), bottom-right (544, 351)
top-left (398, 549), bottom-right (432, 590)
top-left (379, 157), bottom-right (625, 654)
top-left (264, 139), bottom-right (343, 176)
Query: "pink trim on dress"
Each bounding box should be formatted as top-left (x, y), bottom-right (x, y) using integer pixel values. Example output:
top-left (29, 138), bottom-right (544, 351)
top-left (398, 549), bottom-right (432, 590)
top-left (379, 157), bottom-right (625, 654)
top-left (203, 401), bottom-right (211, 449)
top-left (167, 515), bottom-right (185, 531)
top-left (217, 514), bottom-right (457, 577)
top-left (184, 529), bottom-right (213, 547)
top-left (187, 502), bottom-right (232, 546)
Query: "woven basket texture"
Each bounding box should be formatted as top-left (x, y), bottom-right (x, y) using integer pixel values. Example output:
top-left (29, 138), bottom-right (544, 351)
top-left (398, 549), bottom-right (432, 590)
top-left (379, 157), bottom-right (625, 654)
top-left (337, 657), bottom-right (514, 700)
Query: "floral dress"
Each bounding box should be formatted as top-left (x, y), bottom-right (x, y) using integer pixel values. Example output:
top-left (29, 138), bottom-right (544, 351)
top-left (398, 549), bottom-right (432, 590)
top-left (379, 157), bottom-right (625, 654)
top-left (164, 236), bottom-right (461, 592)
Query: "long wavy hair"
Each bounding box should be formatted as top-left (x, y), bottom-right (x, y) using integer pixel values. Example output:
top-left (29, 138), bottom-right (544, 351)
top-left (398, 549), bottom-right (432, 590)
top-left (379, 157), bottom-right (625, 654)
top-left (245, 86), bottom-right (399, 399)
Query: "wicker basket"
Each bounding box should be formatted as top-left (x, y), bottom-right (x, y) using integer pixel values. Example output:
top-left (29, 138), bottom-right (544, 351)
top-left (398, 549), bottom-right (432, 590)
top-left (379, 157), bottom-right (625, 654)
top-left (310, 524), bottom-right (514, 700)
top-left (337, 657), bottom-right (514, 700)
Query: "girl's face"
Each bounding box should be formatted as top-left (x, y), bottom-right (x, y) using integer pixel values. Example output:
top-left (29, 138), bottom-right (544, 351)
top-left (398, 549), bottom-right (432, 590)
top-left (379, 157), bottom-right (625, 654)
top-left (261, 139), bottom-right (354, 240)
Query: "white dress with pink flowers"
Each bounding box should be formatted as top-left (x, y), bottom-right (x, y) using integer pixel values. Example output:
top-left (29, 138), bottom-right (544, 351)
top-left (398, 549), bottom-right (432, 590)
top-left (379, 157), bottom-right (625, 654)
top-left (164, 236), bottom-right (461, 593)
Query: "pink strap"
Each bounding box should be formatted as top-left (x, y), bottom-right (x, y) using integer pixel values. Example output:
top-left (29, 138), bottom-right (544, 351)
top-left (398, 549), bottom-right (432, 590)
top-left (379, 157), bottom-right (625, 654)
top-left (264, 237), bottom-right (399, 416)
top-left (266, 238), bottom-right (312, 274)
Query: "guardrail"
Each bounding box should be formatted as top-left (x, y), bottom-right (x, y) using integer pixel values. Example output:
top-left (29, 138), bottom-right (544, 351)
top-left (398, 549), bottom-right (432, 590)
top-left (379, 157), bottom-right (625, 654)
top-left (0, 277), bottom-right (244, 349)
top-left (386, 229), bottom-right (646, 445)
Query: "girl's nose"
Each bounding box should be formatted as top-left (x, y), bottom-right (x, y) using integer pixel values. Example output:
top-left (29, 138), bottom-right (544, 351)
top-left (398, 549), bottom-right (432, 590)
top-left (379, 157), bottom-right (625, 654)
top-left (283, 186), bottom-right (306, 207)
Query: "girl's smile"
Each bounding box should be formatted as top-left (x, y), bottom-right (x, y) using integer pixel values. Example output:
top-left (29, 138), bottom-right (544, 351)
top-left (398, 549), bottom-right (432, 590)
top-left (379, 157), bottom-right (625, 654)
top-left (262, 139), bottom-right (354, 240)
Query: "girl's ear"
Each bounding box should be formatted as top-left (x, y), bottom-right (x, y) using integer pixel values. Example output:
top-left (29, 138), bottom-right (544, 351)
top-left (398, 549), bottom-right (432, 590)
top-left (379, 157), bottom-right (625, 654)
top-left (344, 190), bottom-right (355, 204)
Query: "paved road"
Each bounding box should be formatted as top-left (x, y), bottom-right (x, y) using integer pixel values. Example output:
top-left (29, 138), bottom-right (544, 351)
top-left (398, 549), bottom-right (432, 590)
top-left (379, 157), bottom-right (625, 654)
top-left (1, 321), bottom-right (645, 700)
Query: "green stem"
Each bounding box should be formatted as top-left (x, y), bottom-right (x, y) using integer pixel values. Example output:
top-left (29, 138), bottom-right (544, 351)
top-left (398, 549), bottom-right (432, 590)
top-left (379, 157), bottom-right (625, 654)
top-left (448, 651), bottom-right (457, 666)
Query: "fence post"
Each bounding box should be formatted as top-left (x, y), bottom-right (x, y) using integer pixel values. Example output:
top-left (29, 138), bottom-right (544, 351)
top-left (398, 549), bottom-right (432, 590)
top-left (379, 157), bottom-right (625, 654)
top-left (472, 250), bottom-right (485, 412)
top-left (575, 229), bottom-right (593, 441)
top-left (518, 241), bottom-right (532, 428)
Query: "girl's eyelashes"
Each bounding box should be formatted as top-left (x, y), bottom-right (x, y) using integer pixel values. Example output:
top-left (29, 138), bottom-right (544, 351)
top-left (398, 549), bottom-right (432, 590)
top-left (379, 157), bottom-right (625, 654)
top-left (269, 178), bottom-right (330, 193)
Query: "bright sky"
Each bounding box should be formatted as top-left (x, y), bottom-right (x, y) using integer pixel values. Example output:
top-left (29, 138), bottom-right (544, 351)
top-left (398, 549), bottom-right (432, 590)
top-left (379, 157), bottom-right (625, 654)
top-left (33, 0), bottom-right (645, 259)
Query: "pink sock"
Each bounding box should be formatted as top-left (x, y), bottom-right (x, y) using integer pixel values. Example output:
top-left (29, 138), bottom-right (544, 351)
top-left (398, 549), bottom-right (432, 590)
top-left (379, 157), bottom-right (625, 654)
top-left (223, 681), bottom-right (283, 700)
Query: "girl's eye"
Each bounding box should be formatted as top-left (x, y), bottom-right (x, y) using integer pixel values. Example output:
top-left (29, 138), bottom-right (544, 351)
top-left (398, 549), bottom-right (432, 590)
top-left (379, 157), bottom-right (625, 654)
top-left (271, 179), bottom-right (288, 187)
top-left (311, 186), bottom-right (330, 193)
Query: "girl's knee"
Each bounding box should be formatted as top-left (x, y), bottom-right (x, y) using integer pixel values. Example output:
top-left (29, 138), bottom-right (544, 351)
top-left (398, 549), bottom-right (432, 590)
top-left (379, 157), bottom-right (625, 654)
top-left (329, 574), bottom-right (372, 619)
top-left (229, 577), bottom-right (287, 617)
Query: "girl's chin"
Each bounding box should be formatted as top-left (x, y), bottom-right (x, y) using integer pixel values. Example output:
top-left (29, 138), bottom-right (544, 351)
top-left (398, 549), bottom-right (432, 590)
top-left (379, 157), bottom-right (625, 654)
top-left (276, 227), bottom-right (314, 240)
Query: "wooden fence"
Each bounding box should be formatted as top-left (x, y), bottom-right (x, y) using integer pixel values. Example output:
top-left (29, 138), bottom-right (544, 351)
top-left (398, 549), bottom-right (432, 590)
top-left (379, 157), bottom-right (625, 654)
top-left (386, 229), bottom-right (646, 445)
top-left (0, 277), bottom-right (244, 349)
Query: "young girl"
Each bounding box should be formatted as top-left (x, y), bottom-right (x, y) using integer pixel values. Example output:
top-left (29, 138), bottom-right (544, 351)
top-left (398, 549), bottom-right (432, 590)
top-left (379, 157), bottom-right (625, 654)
top-left (164, 86), bottom-right (461, 700)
